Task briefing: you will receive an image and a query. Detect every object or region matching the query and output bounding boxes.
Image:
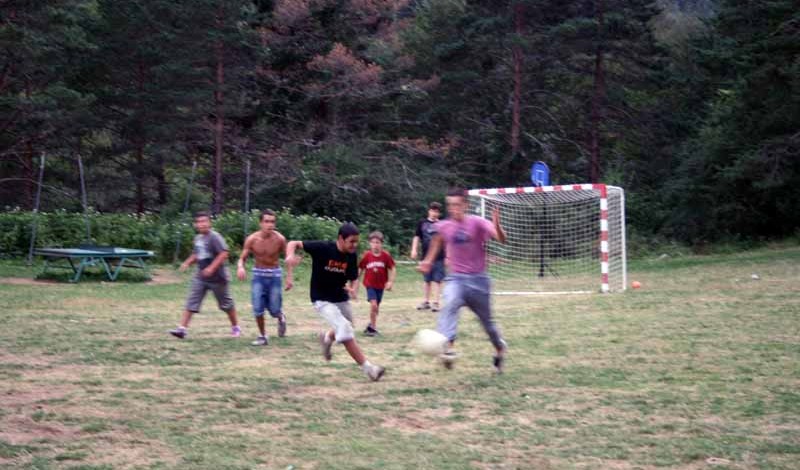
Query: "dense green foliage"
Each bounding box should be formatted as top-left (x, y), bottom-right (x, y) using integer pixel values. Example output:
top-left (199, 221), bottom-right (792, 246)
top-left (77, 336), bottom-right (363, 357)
top-left (1, 0), bottom-right (798, 244)
top-left (0, 209), bottom-right (375, 262)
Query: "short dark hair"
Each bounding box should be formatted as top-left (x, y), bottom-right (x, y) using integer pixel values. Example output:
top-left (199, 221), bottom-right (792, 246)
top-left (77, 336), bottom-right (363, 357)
top-left (428, 202), bottom-right (442, 211)
top-left (260, 209), bottom-right (276, 221)
top-left (368, 230), bottom-right (384, 242)
top-left (446, 187), bottom-right (467, 199)
top-left (338, 222), bottom-right (360, 239)
top-left (193, 211), bottom-right (211, 220)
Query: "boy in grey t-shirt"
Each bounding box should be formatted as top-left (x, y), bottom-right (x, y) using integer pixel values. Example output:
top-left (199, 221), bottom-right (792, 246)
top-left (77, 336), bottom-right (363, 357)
top-left (169, 212), bottom-right (241, 339)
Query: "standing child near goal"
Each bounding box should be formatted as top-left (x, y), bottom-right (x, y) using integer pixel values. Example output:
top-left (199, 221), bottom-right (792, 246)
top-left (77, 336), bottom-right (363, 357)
top-left (419, 188), bottom-right (508, 373)
top-left (358, 231), bottom-right (396, 336)
top-left (410, 202), bottom-right (445, 311)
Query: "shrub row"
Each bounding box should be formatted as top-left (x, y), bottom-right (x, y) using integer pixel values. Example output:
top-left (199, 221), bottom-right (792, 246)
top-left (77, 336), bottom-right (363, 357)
top-left (0, 209), bottom-right (402, 263)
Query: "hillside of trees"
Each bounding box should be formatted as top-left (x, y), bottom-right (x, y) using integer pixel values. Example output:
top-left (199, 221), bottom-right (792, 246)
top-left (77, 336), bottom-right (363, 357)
top-left (2, 0), bottom-right (798, 246)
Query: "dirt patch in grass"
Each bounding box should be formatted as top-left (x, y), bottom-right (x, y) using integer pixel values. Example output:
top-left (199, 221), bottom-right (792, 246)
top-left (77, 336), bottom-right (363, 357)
top-left (381, 402), bottom-right (494, 435)
top-left (81, 435), bottom-right (180, 469)
top-left (0, 414), bottom-right (78, 445)
top-left (0, 276), bottom-right (61, 286)
top-left (0, 350), bottom-right (56, 369)
top-left (146, 268), bottom-right (182, 285)
top-left (0, 384), bottom-right (73, 408)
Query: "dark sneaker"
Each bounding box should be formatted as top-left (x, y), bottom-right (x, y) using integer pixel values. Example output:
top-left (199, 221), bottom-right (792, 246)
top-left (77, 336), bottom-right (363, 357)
top-left (251, 336), bottom-right (269, 346)
top-left (365, 364), bottom-right (385, 382)
top-left (416, 301), bottom-right (431, 311)
top-left (318, 332), bottom-right (333, 361)
top-left (169, 327), bottom-right (187, 339)
top-left (493, 340), bottom-right (507, 374)
top-left (439, 350), bottom-right (458, 370)
top-left (277, 315), bottom-right (287, 337)
top-left (431, 302), bottom-right (440, 312)
top-left (493, 355), bottom-right (505, 374)
top-left (364, 325), bottom-right (378, 337)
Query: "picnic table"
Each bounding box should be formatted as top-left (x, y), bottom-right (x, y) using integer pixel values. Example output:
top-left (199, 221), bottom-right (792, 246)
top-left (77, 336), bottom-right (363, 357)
top-left (33, 246), bottom-right (155, 282)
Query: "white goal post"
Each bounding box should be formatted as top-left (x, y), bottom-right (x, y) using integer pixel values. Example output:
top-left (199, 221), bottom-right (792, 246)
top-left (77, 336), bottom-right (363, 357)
top-left (467, 184), bottom-right (626, 294)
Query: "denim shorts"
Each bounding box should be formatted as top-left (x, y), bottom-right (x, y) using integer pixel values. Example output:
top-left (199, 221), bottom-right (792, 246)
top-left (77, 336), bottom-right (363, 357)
top-left (366, 287), bottom-right (384, 304)
top-left (424, 259), bottom-right (446, 283)
top-left (252, 268), bottom-right (282, 318)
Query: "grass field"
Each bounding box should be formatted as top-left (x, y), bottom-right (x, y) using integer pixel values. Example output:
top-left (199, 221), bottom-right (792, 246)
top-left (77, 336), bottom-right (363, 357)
top-left (1, 245), bottom-right (799, 469)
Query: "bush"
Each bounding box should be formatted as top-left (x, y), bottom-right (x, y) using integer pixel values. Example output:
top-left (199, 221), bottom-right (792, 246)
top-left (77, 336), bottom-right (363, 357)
top-left (0, 209), bottom-right (392, 263)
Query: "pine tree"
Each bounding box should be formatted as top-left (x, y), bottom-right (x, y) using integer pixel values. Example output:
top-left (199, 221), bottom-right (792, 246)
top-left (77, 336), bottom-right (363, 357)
top-left (0, 1), bottom-right (97, 208)
top-left (667, 0), bottom-right (800, 240)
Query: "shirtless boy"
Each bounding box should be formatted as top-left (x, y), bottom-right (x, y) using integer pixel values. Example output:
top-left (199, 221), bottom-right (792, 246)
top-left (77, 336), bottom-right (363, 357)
top-left (237, 209), bottom-right (289, 346)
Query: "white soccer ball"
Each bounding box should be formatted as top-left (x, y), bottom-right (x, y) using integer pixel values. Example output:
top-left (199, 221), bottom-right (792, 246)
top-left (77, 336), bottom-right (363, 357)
top-left (414, 329), bottom-right (449, 356)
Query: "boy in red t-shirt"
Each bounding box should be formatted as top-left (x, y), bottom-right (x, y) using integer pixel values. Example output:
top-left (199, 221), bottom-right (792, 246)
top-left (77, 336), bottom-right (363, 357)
top-left (358, 231), bottom-right (396, 336)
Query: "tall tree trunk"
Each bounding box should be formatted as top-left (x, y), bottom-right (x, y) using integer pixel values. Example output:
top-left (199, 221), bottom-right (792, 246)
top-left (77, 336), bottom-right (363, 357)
top-left (25, 141), bottom-right (34, 209)
top-left (136, 142), bottom-right (145, 213)
top-left (212, 7), bottom-right (225, 215)
top-left (510, 2), bottom-right (524, 162)
top-left (136, 60), bottom-right (146, 214)
top-left (589, 0), bottom-right (606, 183)
top-left (157, 154), bottom-right (168, 206)
top-left (24, 76), bottom-right (34, 209)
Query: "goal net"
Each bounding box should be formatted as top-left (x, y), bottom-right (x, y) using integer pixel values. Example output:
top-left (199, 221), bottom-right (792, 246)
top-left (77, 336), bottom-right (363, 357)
top-left (467, 184), bottom-right (626, 294)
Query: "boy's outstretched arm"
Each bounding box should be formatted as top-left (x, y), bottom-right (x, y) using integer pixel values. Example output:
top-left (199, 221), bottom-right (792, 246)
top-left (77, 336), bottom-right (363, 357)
top-left (492, 208), bottom-right (506, 244)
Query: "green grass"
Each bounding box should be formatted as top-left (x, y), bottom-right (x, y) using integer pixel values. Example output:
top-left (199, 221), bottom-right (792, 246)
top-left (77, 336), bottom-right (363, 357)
top-left (1, 245), bottom-right (799, 469)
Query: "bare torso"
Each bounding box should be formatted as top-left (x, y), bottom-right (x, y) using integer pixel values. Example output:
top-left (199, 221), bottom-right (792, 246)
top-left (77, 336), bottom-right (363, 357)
top-left (246, 230), bottom-right (286, 268)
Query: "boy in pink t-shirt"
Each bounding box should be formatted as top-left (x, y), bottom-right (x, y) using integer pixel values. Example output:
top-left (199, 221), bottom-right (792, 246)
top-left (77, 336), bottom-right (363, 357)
top-left (419, 188), bottom-right (508, 373)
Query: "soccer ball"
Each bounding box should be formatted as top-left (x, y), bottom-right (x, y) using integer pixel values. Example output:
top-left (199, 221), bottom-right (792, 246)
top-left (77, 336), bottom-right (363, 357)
top-left (414, 329), bottom-right (449, 356)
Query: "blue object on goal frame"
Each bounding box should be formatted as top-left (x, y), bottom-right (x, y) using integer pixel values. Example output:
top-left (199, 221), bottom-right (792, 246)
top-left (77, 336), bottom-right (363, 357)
top-left (531, 161), bottom-right (550, 187)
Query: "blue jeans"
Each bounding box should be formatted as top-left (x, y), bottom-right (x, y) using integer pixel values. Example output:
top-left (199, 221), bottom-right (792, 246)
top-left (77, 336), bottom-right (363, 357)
top-left (252, 271), bottom-right (282, 318)
top-left (437, 273), bottom-right (504, 349)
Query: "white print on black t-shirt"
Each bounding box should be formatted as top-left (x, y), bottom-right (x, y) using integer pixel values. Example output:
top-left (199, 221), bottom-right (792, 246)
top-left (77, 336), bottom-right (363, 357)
top-left (325, 260), bottom-right (348, 274)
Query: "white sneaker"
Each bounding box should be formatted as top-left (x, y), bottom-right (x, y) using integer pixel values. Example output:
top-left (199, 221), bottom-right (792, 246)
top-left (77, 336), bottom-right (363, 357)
top-left (318, 332), bottom-right (333, 361)
top-left (439, 350), bottom-right (458, 370)
top-left (365, 364), bottom-right (385, 382)
top-left (251, 336), bottom-right (269, 346)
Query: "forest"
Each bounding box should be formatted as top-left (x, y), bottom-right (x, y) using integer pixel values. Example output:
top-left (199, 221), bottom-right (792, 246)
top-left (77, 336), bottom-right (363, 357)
top-left (1, 0), bottom-right (798, 247)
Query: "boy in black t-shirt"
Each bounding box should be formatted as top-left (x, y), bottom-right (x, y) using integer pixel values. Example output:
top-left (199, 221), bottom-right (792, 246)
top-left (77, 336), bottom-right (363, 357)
top-left (410, 201), bottom-right (445, 311)
top-left (285, 223), bottom-right (386, 381)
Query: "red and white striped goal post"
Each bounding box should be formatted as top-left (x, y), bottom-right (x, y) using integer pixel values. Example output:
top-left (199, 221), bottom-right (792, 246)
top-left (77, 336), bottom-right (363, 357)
top-left (468, 184), bottom-right (625, 294)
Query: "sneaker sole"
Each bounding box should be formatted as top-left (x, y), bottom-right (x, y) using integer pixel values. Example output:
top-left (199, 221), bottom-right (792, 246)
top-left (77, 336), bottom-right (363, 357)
top-left (370, 368), bottom-right (386, 382)
top-left (440, 355), bottom-right (457, 370)
top-left (169, 331), bottom-right (186, 339)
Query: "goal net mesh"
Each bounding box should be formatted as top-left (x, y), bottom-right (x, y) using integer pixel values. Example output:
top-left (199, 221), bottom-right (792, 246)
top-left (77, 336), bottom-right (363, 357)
top-left (467, 185), bottom-right (626, 294)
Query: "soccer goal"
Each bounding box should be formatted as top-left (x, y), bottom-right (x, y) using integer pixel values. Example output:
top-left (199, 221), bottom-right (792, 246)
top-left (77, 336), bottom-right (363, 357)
top-left (468, 184), bottom-right (626, 294)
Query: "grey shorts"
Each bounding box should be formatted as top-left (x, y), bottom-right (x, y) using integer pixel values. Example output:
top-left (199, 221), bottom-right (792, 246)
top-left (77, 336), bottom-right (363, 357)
top-left (185, 274), bottom-right (235, 313)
